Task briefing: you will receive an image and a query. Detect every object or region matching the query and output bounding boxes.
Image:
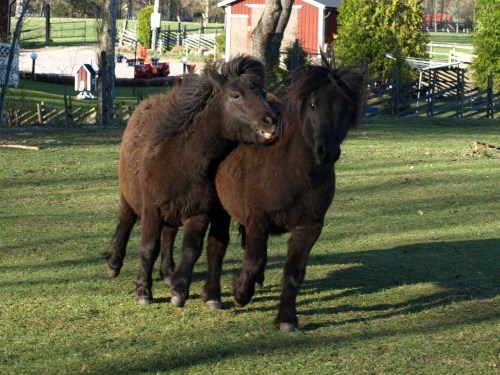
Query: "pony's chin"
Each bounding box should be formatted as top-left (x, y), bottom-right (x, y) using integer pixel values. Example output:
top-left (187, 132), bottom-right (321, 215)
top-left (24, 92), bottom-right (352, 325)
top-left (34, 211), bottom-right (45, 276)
top-left (254, 131), bottom-right (277, 145)
top-left (317, 149), bottom-right (341, 165)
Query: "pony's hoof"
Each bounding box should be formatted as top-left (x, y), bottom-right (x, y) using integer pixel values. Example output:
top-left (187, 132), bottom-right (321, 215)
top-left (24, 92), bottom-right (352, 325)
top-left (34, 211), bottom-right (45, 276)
top-left (279, 323), bottom-right (297, 333)
top-left (137, 297), bottom-right (152, 305)
top-left (206, 300), bottom-right (222, 310)
top-left (107, 267), bottom-right (120, 278)
top-left (162, 277), bottom-right (171, 287)
top-left (233, 297), bottom-right (246, 308)
top-left (171, 294), bottom-right (185, 307)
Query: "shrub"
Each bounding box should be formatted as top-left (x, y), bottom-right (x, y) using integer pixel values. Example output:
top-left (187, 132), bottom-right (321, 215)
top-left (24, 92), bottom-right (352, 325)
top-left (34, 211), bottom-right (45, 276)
top-left (472, 0), bottom-right (500, 91)
top-left (334, 0), bottom-right (429, 83)
top-left (137, 6), bottom-right (154, 49)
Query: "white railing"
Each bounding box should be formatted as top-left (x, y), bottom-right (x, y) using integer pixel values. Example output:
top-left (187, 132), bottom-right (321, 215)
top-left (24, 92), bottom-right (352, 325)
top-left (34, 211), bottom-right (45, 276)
top-left (0, 42), bottom-right (19, 87)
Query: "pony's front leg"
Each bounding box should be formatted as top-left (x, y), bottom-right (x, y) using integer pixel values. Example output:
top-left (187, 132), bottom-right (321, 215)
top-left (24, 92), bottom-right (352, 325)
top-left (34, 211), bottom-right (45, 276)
top-left (135, 210), bottom-right (163, 304)
top-left (170, 214), bottom-right (209, 307)
top-left (107, 196), bottom-right (137, 278)
top-left (159, 225), bottom-right (178, 286)
top-left (201, 208), bottom-right (231, 310)
top-left (277, 223), bottom-right (323, 332)
top-left (233, 221), bottom-right (269, 307)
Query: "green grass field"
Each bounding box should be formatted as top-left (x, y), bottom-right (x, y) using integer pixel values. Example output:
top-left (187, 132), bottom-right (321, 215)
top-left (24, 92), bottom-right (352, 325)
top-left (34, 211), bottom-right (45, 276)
top-left (428, 31), bottom-right (473, 45)
top-left (4, 80), bottom-right (169, 126)
top-left (0, 118), bottom-right (498, 374)
top-left (15, 17), bottom-right (223, 48)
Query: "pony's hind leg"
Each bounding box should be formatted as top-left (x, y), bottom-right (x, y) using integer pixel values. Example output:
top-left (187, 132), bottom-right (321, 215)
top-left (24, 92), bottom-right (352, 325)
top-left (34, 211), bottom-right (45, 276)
top-left (277, 224), bottom-right (322, 333)
top-left (159, 225), bottom-right (178, 285)
top-left (107, 196), bottom-right (138, 278)
top-left (135, 209), bottom-right (163, 304)
top-left (233, 221), bottom-right (269, 307)
top-left (169, 214), bottom-right (210, 307)
top-left (201, 208), bottom-right (231, 310)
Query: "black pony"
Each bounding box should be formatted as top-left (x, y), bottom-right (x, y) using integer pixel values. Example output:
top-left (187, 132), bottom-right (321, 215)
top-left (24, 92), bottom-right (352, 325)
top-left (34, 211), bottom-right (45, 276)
top-left (106, 55), bottom-right (278, 306)
top-left (211, 59), bottom-right (366, 331)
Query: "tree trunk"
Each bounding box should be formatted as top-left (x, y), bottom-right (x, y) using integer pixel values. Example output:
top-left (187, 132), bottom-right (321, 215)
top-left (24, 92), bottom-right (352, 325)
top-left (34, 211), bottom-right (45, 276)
top-left (0, 0), bottom-right (30, 126)
top-left (97, 0), bottom-right (117, 126)
top-left (251, 0), bottom-right (293, 74)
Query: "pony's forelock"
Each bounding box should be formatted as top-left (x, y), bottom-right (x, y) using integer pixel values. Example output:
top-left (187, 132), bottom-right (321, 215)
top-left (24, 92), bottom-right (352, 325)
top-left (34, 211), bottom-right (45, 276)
top-left (220, 54), bottom-right (266, 88)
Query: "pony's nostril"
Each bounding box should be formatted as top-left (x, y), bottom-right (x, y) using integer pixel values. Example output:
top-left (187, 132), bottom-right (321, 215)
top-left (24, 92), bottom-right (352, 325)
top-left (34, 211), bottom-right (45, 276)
top-left (263, 115), bottom-right (275, 125)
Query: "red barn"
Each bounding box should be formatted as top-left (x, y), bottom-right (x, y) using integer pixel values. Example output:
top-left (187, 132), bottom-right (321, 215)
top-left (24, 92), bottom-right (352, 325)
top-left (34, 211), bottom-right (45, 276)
top-left (218, 0), bottom-right (341, 60)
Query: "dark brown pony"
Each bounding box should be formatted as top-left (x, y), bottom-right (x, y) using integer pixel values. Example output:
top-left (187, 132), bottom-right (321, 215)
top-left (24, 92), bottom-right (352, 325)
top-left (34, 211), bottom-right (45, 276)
top-left (106, 55), bottom-right (278, 306)
top-left (212, 61), bottom-right (366, 332)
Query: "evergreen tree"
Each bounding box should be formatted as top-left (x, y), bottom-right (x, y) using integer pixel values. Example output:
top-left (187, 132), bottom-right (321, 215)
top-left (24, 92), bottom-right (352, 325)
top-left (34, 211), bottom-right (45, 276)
top-left (137, 5), bottom-right (154, 48)
top-left (334, 0), bottom-right (429, 82)
top-left (472, 0), bottom-right (500, 91)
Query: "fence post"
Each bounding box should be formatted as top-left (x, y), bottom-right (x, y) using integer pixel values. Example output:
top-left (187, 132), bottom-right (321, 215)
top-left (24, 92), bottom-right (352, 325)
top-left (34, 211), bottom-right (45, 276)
top-left (177, 21), bottom-right (182, 45)
top-left (63, 89), bottom-right (74, 127)
top-left (487, 72), bottom-right (493, 118)
top-left (37, 101), bottom-right (45, 124)
top-left (197, 25), bottom-right (202, 51)
top-left (427, 70), bottom-right (437, 117)
top-left (214, 29), bottom-right (217, 59)
top-left (45, 4), bottom-right (51, 46)
top-left (392, 65), bottom-right (399, 116)
top-left (167, 24), bottom-right (171, 50)
top-left (456, 68), bottom-right (464, 117)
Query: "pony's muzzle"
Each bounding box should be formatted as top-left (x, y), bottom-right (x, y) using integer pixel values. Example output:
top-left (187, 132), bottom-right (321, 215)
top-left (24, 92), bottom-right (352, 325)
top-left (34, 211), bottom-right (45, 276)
top-left (257, 115), bottom-right (278, 142)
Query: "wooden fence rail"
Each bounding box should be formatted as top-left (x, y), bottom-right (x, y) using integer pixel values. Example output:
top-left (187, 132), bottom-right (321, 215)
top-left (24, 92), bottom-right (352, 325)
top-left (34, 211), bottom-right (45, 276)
top-left (365, 68), bottom-right (498, 119)
top-left (3, 101), bottom-right (97, 127)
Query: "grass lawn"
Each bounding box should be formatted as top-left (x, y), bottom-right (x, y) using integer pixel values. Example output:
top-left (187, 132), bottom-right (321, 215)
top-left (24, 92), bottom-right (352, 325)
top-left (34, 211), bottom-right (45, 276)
top-left (0, 118), bottom-right (499, 374)
top-left (4, 80), bottom-right (169, 126)
top-left (16, 17), bottom-right (223, 48)
top-left (429, 31), bottom-right (473, 45)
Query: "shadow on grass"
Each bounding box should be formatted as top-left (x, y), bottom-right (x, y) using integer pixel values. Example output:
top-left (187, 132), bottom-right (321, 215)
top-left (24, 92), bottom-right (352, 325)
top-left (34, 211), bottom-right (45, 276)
top-left (236, 239), bottom-right (499, 323)
top-left (89, 241), bottom-right (499, 373)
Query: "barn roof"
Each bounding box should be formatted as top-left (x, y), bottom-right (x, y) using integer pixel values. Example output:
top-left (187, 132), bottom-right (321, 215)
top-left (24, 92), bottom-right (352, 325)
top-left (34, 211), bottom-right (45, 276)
top-left (303, 0), bottom-right (341, 8)
top-left (218, 0), bottom-right (341, 8)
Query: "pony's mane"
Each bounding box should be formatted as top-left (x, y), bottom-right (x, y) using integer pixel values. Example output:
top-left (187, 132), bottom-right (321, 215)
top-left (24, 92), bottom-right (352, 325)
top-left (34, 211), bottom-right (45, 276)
top-left (154, 73), bottom-right (214, 140)
top-left (219, 54), bottom-right (266, 88)
top-left (155, 55), bottom-right (267, 141)
top-left (281, 63), bottom-right (366, 142)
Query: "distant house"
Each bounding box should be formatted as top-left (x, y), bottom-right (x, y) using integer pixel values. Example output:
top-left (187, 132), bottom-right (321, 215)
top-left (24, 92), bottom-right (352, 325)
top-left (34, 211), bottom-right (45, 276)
top-left (217, 0), bottom-right (341, 60)
top-left (424, 13), bottom-right (453, 30)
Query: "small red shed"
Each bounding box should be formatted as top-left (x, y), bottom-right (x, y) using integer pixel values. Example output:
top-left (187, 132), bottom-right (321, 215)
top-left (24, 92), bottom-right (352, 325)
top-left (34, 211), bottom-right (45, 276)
top-left (217, 0), bottom-right (341, 60)
top-left (74, 63), bottom-right (97, 92)
top-left (74, 63), bottom-right (97, 99)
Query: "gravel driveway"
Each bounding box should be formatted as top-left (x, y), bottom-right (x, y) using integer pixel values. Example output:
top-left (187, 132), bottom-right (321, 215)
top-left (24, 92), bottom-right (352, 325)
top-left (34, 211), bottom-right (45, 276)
top-left (18, 46), bottom-right (194, 78)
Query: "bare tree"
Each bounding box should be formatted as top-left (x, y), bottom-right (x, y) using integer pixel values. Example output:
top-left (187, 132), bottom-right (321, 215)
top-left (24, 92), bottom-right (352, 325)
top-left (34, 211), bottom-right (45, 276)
top-left (0, 0), bottom-right (30, 126)
top-left (251, 0), bottom-right (293, 71)
top-left (97, 0), bottom-right (118, 126)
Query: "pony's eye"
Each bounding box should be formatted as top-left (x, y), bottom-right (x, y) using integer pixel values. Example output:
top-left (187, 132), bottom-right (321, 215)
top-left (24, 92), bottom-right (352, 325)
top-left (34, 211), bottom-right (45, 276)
top-left (310, 103), bottom-right (318, 111)
top-left (230, 92), bottom-right (241, 100)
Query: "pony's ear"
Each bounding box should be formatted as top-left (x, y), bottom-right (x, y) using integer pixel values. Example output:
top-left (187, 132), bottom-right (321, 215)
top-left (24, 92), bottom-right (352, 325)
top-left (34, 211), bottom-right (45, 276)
top-left (319, 45), bottom-right (336, 70)
top-left (207, 69), bottom-right (228, 90)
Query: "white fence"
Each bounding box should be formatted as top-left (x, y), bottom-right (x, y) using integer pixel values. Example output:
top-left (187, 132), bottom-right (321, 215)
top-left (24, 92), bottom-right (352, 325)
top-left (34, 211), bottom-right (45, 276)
top-left (0, 42), bottom-right (19, 87)
top-left (427, 42), bottom-right (474, 60)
